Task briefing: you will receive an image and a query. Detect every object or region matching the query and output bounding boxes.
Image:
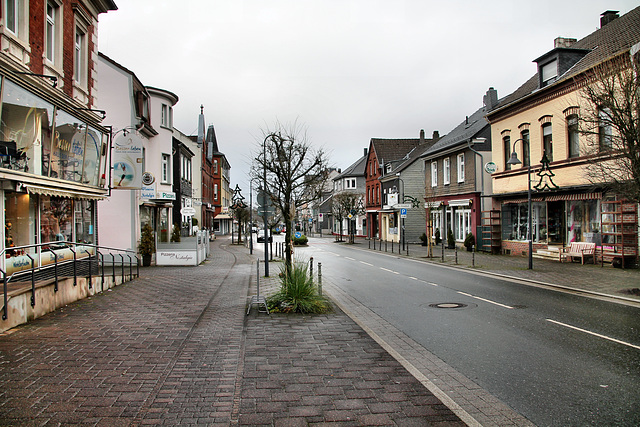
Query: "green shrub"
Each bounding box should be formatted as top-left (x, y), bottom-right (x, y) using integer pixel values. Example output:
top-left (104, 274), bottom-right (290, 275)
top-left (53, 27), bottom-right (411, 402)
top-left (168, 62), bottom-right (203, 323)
top-left (447, 227), bottom-right (455, 249)
top-left (292, 235), bottom-right (308, 246)
top-left (267, 260), bottom-right (332, 314)
top-left (434, 228), bottom-right (441, 245)
top-left (463, 232), bottom-right (475, 250)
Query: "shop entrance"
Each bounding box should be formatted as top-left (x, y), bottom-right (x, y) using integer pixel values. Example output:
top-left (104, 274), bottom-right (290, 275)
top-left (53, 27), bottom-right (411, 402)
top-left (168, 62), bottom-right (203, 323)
top-left (547, 201), bottom-right (565, 245)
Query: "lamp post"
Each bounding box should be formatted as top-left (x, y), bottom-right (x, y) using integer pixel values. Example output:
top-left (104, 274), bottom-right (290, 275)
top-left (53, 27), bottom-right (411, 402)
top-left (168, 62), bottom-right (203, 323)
top-left (507, 139), bottom-right (533, 270)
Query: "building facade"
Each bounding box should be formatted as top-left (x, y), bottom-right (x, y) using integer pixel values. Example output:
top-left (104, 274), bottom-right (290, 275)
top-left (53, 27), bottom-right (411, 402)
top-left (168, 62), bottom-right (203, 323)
top-left (487, 9), bottom-right (639, 260)
top-left (1, 1), bottom-right (117, 274)
top-left (422, 89), bottom-right (495, 249)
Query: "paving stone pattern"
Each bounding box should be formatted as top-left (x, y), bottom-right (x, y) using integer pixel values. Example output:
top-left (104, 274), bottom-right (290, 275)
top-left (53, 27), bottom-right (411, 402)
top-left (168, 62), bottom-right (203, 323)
top-left (0, 240), bottom-right (465, 426)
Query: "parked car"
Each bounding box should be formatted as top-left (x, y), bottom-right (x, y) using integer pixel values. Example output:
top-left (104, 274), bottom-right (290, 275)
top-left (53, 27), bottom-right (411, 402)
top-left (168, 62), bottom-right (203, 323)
top-left (257, 229), bottom-right (272, 243)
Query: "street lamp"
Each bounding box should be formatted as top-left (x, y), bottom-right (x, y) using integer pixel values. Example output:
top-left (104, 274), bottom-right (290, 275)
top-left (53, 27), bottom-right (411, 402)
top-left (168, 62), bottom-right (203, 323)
top-left (506, 139), bottom-right (533, 270)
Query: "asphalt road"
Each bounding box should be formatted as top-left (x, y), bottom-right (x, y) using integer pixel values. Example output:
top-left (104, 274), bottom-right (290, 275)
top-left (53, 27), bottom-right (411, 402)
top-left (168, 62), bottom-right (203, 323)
top-left (290, 236), bottom-right (640, 426)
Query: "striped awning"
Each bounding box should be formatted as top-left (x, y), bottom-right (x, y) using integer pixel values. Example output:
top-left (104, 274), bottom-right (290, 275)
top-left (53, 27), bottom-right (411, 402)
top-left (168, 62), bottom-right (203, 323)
top-left (503, 192), bottom-right (601, 204)
top-left (23, 184), bottom-right (107, 200)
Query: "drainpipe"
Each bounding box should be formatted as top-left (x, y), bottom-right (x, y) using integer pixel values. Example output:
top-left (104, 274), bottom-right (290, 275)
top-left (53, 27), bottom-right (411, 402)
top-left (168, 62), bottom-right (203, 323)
top-left (468, 138), bottom-right (487, 213)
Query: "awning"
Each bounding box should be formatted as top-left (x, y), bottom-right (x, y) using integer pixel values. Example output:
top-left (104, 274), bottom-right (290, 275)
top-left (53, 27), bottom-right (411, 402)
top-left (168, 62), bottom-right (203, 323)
top-left (23, 184), bottom-right (107, 200)
top-left (503, 192), bottom-right (601, 204)
top-left (215, 213), bottom-right (232, 219)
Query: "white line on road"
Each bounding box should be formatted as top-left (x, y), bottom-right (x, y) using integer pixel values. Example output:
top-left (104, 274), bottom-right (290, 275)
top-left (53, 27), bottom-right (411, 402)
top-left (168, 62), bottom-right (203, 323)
top-left (345, 257), bottom-right (356, 261)
top-left (457, 291), bottom-right (514, 309)
top-left (546, 319), bottom-right (640, 350)
top-left (380, 267), bottom-right (399, 274)
top-left (408, 276), bottom-right (418, 280)
top-left (360, 261), bottom-right (373, 266)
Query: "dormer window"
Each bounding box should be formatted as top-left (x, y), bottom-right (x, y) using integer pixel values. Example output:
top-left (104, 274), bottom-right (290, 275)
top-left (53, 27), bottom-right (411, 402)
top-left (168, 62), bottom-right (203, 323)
top-left (541, 60), bottom-right (558, 86)
top-left (386, 163), bottom-right (392, 173)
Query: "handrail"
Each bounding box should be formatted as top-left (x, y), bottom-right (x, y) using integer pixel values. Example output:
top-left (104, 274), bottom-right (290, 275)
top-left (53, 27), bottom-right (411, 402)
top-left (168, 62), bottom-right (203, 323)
top-left (1, 240), bottom-right (139, 322)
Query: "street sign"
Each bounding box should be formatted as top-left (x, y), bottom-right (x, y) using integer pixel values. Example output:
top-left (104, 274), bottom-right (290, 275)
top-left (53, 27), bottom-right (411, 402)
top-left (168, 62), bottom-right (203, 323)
top-left (295, 232), bottom-right (302, 238)
top-left (394, 203), bottom-right (412, 209)
top-left (400, 208), bottom-right (407, 218)
top-left (309, 218), bottom-right (313, 223)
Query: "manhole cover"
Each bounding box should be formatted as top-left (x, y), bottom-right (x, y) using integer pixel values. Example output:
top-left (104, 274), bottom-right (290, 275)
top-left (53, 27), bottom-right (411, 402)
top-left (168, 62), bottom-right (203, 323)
top-left (428, 302), bottom-right (468, 309)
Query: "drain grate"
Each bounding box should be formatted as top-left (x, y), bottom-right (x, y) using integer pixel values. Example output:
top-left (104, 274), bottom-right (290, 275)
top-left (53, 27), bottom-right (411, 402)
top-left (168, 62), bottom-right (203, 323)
top-left (428, 302), bottom-right (468, 309)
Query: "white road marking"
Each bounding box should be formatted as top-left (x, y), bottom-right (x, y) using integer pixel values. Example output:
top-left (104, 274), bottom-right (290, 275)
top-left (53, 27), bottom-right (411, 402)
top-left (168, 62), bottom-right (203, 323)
top-left (457, 291), bottom-right (514, 309)
top-left (408, 276), bottom-right (418, 280)
top-left (360, 261), bottom-right (373, 266)
top-left (345, 257), bottom-right (356, 261)
top-left (380, 267), bottom-right (398, 274)
top-left (546, 319), bottom-right (640, 350)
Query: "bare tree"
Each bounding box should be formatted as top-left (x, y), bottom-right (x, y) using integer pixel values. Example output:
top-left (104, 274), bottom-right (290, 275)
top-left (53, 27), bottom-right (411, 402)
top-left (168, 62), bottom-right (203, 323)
top-left (332, 191), bottom-right (364, 243)
top-left (578, 52), bottom-right (640, 203)
top-left (251, 121), bottom-right (330, 270)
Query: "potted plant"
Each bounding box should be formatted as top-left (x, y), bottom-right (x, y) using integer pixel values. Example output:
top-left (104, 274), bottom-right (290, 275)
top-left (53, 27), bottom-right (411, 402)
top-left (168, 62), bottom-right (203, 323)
top-left (139, 223), bottom-right (155, 266)
top-left (463, 232), bottom-right (475, 252)
top-left (434, 228), bottom-right (441, 245)
top-left (447, 227), bottom-right (455, 249)
top-left (419, 233), bottom-right (428, 246)
top-left (170, 224), bottom-right (181, 242)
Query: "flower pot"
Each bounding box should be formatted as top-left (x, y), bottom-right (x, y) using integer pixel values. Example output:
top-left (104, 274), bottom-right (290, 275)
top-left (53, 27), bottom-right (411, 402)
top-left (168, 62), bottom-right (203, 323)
top-left (142, 254), bottom-right (152, 266)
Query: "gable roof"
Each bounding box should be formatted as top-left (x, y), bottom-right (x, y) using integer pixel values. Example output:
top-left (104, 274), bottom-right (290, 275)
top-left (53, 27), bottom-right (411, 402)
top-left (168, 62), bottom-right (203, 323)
top-left (489, 7), bottom-right (640, 115)
top-left (370, 138), bottom-right (421, 166)
top-left (335, 152), bottom-right (367, 180)
top-left (422, 104), bottom-right (489, 158)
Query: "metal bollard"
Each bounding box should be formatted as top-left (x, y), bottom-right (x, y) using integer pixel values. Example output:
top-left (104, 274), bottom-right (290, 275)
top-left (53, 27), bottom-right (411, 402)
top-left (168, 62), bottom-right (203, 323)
top-left (318, 262), bottom-right (322, 296)
top-left (472, 245), bottom-right (475, 267)
top-left (455, 245), bottom-right (458, 264)
top-left (309, 257), bottom-right (314, 279)
top-left (441, 241), bottom-right (445, 262)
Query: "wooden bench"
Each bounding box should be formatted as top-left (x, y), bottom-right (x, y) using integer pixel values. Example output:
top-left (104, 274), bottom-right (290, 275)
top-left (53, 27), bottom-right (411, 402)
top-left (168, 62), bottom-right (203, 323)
top-left (559, 242), bottom-right (596, 264)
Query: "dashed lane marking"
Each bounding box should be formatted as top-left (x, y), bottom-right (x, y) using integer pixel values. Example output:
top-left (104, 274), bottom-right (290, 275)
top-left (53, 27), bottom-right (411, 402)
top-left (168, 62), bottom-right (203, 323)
top-left (546, 319), bottom-right (640, 350)
top-left (457, 291), bottom-right (514, 309)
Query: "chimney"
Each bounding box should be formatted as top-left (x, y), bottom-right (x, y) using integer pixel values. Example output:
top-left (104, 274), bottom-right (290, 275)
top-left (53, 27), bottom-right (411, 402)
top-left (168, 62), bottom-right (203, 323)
top-left (196, 105), bottom-right (205, 146)
top-left (600, 10), bottom-right (619, 27)
top-left (420, 129), bottom-right (425, 144)
top-left (554, 37), bottom-right (577, 48)
top-left (432, 130), bottom-right (439, 140)
top-left (364, 148), bottom-right (368, 157)
top-left (483, 87), bottom-right (498, 110)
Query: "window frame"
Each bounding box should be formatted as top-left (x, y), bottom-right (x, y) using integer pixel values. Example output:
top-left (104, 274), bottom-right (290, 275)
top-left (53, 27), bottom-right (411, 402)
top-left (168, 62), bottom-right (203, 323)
top-left (73, 18), bottom-right (89, 89)
top-left (431, 161), bottom-right (438, 187)
top-left (503, 135), bottom-right (511, 171)
top-left (161, 153), bottom-right (171, 184)
top-left (457, 153), bottom-right (465, 183)
top-left (598, 107), bottom-right (613, 151)
top-left (567, 114), bottom-right (580, 158)
top-left (443, 157), bottom-right (450, 185)
top-left (542, 122), bottom-right (553, 161)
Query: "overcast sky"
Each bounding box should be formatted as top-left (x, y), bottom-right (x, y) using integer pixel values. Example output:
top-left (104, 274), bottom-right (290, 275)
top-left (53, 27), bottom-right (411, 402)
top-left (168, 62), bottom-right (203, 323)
top-left (98, 0), bottom-right (638, 195)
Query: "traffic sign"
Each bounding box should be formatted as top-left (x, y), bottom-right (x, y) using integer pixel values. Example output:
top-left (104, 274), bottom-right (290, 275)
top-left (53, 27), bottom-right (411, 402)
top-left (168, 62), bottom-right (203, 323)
top-left (394, 203), bottom-right (412, 209)
top-left (295, 232), bottom-right (302, 238)
top-left (400, 208), bottom-right (407, 218)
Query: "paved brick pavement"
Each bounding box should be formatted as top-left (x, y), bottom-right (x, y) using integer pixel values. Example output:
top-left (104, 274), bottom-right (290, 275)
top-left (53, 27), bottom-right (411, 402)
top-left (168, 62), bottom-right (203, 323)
top-left (0, 238), bottom-right (466, 426)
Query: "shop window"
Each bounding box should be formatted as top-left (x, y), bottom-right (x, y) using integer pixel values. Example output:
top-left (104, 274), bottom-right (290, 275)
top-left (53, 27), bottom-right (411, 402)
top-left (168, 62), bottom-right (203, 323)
top-left (0, 79), bottom-right (55, 174)
top-left (74, 199), bottom-right (94, 244)
top-left (455, 208), bottom-right (471, 241)
top-left (49, 109), bottom-right (86, 182)
top-left (4, 191), bottom-right (36, 257)
top-left (501, 202), bottom-right (547, 242)
top-left (41, 197), bottom-right (72, 244)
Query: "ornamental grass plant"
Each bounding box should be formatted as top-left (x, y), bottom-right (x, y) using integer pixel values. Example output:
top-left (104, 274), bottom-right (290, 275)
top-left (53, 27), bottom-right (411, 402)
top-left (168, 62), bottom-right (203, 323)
top-left (267, 259), bottom-right (332, 314)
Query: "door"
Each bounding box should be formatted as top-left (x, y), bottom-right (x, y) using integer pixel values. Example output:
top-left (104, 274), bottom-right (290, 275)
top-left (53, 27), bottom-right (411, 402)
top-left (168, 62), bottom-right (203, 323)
top-left (547, 201), bottom-right (565, 245)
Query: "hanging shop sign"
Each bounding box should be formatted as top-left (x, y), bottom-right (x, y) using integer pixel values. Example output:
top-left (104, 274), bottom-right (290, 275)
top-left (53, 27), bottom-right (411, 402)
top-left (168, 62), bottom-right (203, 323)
top-left (112, 133), bottom-right (143, 189)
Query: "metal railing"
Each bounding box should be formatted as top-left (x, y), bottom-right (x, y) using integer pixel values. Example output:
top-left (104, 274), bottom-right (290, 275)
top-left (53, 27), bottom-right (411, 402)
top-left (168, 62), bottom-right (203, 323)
top-left (1, 241), bottom-right (139, 321)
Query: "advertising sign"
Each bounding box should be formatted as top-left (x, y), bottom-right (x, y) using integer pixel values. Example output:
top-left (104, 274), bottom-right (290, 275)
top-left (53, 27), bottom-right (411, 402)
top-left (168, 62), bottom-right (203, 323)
top-left (112, 133), bottom-right (143, 189)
